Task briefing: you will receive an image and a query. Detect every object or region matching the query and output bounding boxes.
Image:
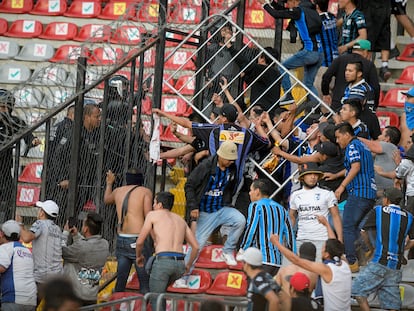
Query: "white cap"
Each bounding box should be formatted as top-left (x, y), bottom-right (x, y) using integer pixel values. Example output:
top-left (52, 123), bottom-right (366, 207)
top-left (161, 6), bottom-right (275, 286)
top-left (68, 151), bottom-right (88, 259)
top-left (36, 200), bottom-right (59, 218)
top-left (1, 220), bottom-right (21, 237)
top-left (239, 247), bottom-right (263, 266)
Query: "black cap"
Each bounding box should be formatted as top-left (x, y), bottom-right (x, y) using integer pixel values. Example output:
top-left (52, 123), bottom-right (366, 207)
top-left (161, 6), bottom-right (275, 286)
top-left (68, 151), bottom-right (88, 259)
top-left (315, 141), bottom-right (338, 157)
top-left (383, 187), bottom-right (403, 205)
top-left (298, 162), bottom-right (323, 179)
top-left (319, 122), bottom-right (336, 144)
top-left (219, 104), bottom-right (238, 123)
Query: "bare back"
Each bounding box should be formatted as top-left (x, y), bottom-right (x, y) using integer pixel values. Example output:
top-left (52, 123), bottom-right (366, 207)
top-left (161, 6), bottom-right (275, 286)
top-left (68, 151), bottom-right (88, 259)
top-left (275, 264), bottom-right (318, 294)
top-left (113, 185), bottom-right (152, 235)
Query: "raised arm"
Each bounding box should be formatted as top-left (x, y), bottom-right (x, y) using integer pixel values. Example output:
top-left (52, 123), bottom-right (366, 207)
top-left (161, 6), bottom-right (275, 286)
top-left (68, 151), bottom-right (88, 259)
top-left (152, 108), bottom-right (192, 128)
top-left (104, 170), bottom-right (116, 205)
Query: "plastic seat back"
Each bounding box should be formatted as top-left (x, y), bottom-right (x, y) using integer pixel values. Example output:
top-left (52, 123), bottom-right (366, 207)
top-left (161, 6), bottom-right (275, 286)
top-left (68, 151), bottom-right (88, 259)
top-left (162, 74), bottom-right (175, 94)
top-left (376, 110), bottom-right (400, 130)
top-left (74, 24), bottom-right (111, 42)
top-left (0, 0), bottom-right (33, 13)
top-left (49, 45), bottom-right (90, 64)
top-left (64, 0), bottom-right (101, 18)
top-left (167, 269), bottom-right (212, 293)
top-left (161, 96), bottom-right (189, 116)
top-left (164, 51), bottom-right (196, 71)
top-left (18, 162), bottom-right (43, 183)
top-left (98, 1), bottom-right (136, 20)
top-left (169, 4), bottom-right (201, 24)
top-left (397, 43), bottom-right (414, 62)
top-left (30, 0), bottom-right (67, 15)
top-left (4, 19), bottom-right (42, 38)
top-left (135, 2), bottom-right (159, 22)
top-left (0, 63), bottom-right (31, 83)
top-left (16, 184), bottom-right (40, 206)
top-left (0, 18), bottom-right (8, 35)
top-left (100, 292), bottom-right (144, 311)
top-left (14, 87), bottom-right (43, 108)
top-left (160, 123), bottom-right (189, 142)
top-left (41, 89), bottom-right (72, 108)
top-left (31, 66), bottom-right (68, 85)
top-left (39, 22), bottom-right (78, 41)
top-left (244, 7), bottom-right (275, 28)
top-left (175, 74), bottom-right (195, 95)
top-left (206, 271), bottom-right (248, 296)
top-left (379, 88), bottom-right (409, 108)
top-left (110, 25), bottom-right (144, 45)
top-left (195, 244), bottom-right (228, 269)
top-left (0, 39), bottom-right (20, 59)
top-left (140, 96), bottom-right (152, 114)
top-left (88, 47), bottom-right (124, 65)
top-left (14, 42), bottom-right (54, 61)
top-left (396, 66), bottom-right (414, 85)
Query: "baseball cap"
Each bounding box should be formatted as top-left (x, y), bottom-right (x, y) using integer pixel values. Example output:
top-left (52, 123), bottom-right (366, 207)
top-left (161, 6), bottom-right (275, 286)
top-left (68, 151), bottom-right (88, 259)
top-left (1, 220), bottom-right (21, 238)
top-left (383, 187), bottom-right (403, 205)
top-left (298, 162), bottom-right (323, 180)
top-left (219, 104), bottom-right (238, 123)
top-left (318, 122), bottom-right (336, 144)
top-left (239, 247), bottom-right (263, 266)
top-left (217, 141), bottom-right (238, 161)
top-left (286, 272), bottom-right (310, 292)
top-left (402, 87), bottom-right (414, 98)
top-left (299, 242), bottom-right (317, 261)
top-left (353, 39), bottom-right (371, 51)
top-left (315, 141), bottom-right (338, 157)
top-left (36, 200), bottom-right (59, 218)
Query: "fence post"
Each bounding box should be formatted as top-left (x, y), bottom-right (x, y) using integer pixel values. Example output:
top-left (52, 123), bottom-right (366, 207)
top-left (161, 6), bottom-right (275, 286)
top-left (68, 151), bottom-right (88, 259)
top-left (40, 119), bottom-right (51, 201)
top-left (10, 141), bottom-right (20, 219)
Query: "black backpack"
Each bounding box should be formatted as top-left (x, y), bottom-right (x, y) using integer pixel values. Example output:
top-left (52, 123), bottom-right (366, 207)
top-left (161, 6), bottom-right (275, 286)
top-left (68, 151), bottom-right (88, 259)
top-left (300, 2), bottom-right (322, 35)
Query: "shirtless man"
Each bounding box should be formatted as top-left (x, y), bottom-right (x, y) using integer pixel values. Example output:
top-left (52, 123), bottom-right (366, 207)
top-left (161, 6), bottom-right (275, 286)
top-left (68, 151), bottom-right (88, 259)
top-left (104, 168), bottom-right (152, 293)
top-left (136, 191), bottom-right (199, 310)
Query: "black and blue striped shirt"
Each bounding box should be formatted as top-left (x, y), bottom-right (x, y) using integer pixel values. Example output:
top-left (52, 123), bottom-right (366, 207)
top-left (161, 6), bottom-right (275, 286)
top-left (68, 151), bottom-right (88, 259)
top-left (199, 166), bottom-right (230, 213)
top-left (320, 12), bottom-right (338, 67)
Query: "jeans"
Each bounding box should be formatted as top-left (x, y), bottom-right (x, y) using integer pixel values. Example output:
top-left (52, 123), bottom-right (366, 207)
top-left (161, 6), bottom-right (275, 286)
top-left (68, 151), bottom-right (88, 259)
top-left (1, 304), bottom-right (36, 311)
top-left (281, 49), bottom-right (323, 101)
top-left (149, 257), bottom-right (185, 311)
top-left (343, 195), bottom-right (375, 264)
top-left (114, 235), bottom-right (150, 294)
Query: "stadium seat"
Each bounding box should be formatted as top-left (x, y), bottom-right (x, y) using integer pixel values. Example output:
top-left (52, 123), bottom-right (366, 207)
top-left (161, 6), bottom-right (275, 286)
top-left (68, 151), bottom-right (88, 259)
top-left (0, 18), bottom-right (8, 35)
top-left (0, 63), bottom-right (31, 84)
top-left (174, 75), bottom-right (195, 95)
top-left (244, 7), bottom-right (275, 28)
top-left (165, 31), bottom-right (198, 49)
top-left (64, 0), bottom-right (101, 18)
top-left (30, 66), bottom-right (68, 85)
top-left (13, 87), bottom-right (44, 108)
top-left (127, 48), bottom-right (155, 67)
top-left (101, 292), bottom-right (144, 311)
top-left (160, 123), bottom-right (189, 142)
top-left (0, 39), bottom-right (20, 59)
top-left (134, 2), bottom-right (159, 23)
top-left (30, 0), bottom-right (67, 15)
top-left (0, 0), bottom-right (33, 13)
top-left (169, 4), bottom-right (201, 24)
top-left (379, 88), bottom-right (409, 108)
top-left (376, 110), bottom-right (400, 130)
top-left (110, 25), bottom-right (144, 45)
top-left (167, 269), bottom-right (212, 293)
top-left (164, 51), bottom-right (196, 71)
top-left (125, 271), bottom-right (140, 290)
top-left (4, 20), bottom-right (42, 38)
top-left (397, 43), bottom-right (414, 62)
top-left (194, 245), bottom-right (228, 269)
top-left (49, 45), bottom-right (90, 64)
top-left (41, 89), bottom-right (72, 108)
top-left (161, 96), bottom-right (189, 116)
top-left (18, 162), bottom-right (43, 183)
top-left (14, 42), bottom-right (54, 62)
top-left (98, 1), bottom-right (136, 20)
top-left (73, 24), bottom-right (111, 42)
top-left (88, 47), bottom-right (125, 65)
top-left (140, 96), bottom-right (152, 114)
top-left (395, 66), bottom-right (414, 85)
top-left (162, 74), bottom-right (175, 94)
top-left (39, 22), bottom-right (78, 41)
top-left (16, 184), bottom-right (40, 206)
top-left (206, 271), bottom-right (248, 296)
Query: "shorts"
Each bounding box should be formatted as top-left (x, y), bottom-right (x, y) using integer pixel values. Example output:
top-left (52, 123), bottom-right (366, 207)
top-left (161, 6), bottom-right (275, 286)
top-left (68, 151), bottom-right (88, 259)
top-left (352, 262), bottom-right (402, 310)
top-left (391, 0), bottom-right (407, 15)
top-left (363, 3), bottom-right (391, 51)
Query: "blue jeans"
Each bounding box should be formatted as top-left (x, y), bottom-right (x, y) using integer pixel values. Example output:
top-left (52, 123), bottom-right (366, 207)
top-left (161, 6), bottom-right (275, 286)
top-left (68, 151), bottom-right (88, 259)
top-left (149, 257), bottom-right (185, 311)
top-left (281, 49), bottom-right (323, 100)
top-left (343, 195), bottom-right (375, 264)
top-left (114, 235), bottom-right (150, 294)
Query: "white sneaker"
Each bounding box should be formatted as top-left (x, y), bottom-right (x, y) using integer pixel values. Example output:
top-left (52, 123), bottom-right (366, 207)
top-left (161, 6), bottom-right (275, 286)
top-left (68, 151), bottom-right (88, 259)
top-left (173, 277), bottom-right (188, 288)
top-left (236, 249), bottom-right (244, 261)
top-left (222, 252), bottom-right (237, 266)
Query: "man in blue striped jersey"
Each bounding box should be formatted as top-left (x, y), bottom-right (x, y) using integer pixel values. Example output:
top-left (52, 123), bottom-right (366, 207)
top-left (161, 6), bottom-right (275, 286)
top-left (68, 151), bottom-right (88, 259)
top-left (352, 187), bottom-right (414, 311)
top-left (237, 179), bottom-right (296, 275)
top-left (334, 122), bottom-right (376, 272)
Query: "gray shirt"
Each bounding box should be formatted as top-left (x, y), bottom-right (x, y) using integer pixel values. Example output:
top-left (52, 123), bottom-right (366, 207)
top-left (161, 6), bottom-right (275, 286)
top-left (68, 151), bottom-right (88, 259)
top-left (375, 141), bottom-right (398, 191)
top-left (396, 158), bottom-right (414, 197)
top-left (30, 219), bottom-right (63, 283)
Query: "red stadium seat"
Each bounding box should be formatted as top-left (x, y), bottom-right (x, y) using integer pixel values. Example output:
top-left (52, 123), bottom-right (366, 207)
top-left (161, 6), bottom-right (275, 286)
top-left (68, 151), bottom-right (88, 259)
top-left (165, 31), bottom-right (198, 49)
top-left (18, 162), bottom-right (43, 183)
top-left (125, 271), bottom-right (140, 290)
top-left (164, 51), bottom-right (196, 71)
top-left (397, 44), bottom-right (414, 62)
top-left (49, 45), bottom-right (90, 64)
top-left (0, 0), bottom-right (32, 13)
top-left (128, 48), bottom-right (155, 67)
top-left (161, 96), bottom-right (189, 116)
top-left (169, 4), bottom-right (201, 24)
top-left (376, 111), bottom-right (400, 130)
top-left (135, 2), bottom-right (159, 23)
top-left (16, 185), bottom-right (40, 206)
top-left (379, 88), bottom-right (409, 108)
top-left (244, 7), bottom-right (275, 28)
top-left (195, 245), bottom-right (228, 269)
top-left (30, 0), bottom-right (67, 15)
top-left (110, 25), bottom-right (144, 45)
top-left (140, 96), bottom-right (152, 114)
top-left (160, 123), bottom-right (190, 142)
top-left (166, 300), bottom-right (199, 311)
top-left (98, 1), bottom-right (136, 20)
top-left (39, 22), bottom-right (77, 41)
top-left (88, 47), bottom-right (124, 65)
top-left (206, 271), bottom-right (248, 296)
top-left (174, 75), bottom-right (195, 95)
top-left (396, 66), bottom-right (414, 85)
top-left (167, 269), bottom-right (212, 293)
top-left (101, 292), bottom-right (144, 311)
top-left (64, 0), bottom-right (101, 18)
top-left (162, 74), bottom-right (175, 94)
top-left (4, 20), bottom-right (42, 38)
top-left (73, 24), bottom-right (111, 42)
top-left (0, 18), bottom-right (8, 35)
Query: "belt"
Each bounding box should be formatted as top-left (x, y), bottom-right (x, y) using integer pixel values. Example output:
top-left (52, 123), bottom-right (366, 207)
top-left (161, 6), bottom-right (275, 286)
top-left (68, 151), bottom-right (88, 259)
top-left (156, 253), bottom-right (185, 261)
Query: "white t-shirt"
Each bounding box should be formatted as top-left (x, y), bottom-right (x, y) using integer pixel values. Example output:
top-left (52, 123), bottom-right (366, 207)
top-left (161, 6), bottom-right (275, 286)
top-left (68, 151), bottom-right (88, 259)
top-left (0, 241), bottom-right (37, 306)
top-left (322, 261), bottom-right (352, 311)
top-left (290, 186), bottom-right (338, 240)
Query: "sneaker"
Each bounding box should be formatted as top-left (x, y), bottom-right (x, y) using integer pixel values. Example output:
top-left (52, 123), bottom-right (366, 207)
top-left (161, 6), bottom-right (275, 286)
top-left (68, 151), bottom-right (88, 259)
top-left (349, 261), bottom-right (359, 273)
top-left (389, 47), bottom-right (400, 59)
top-left (173, 277), bottom-right (188, 288)
top-left (236, 249), bottom-right (245, 261)
top-left (379, 66), bottom-right (392, 82)
top-left (222, 252), bottom-right (237, 266)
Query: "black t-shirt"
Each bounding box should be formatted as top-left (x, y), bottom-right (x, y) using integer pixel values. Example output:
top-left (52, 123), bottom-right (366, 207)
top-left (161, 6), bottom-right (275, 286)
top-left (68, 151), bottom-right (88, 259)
top-left (247, 271), bottom-right (281, 311)
top-left (291, 296), bottom-right (323, 311)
